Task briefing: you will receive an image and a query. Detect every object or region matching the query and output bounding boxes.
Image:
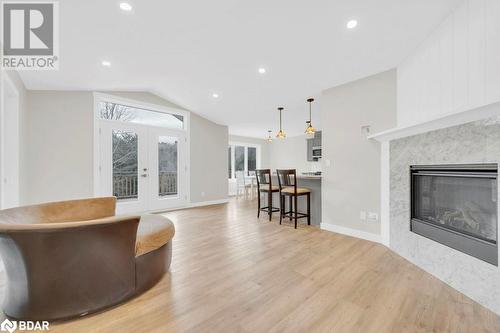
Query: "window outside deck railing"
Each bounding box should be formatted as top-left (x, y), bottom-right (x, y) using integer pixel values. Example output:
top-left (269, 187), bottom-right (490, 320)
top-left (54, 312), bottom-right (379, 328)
top-left (113, 171), bottom-right (177, 200)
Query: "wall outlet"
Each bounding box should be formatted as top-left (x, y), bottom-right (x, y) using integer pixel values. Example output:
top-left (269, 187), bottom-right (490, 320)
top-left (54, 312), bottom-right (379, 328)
top-left (368, 212), bottom-right (379, 221)
top-left (360, 211), bottom-right (367, 220)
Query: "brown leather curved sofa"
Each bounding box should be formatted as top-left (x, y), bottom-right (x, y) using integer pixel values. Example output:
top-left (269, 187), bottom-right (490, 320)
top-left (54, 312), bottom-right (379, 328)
top-left (0, 197), bottom-right (174, 321)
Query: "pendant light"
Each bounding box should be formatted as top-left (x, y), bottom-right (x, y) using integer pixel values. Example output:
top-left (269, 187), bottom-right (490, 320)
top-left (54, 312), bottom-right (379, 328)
top-left (267, 130), bottom-right (273, 142)
top-left (276, 107), bottom-right (286, 139)
top-left (305, 98), bottom-right (316, 136)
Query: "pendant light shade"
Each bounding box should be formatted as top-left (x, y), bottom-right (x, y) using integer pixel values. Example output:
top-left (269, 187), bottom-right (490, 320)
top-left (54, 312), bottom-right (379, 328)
top-left (305, 98), bottom-right (316, 136)
top-left (276, 107), bottom-right (286, 139)
top-left (267, 130), bottom-right (273, 142)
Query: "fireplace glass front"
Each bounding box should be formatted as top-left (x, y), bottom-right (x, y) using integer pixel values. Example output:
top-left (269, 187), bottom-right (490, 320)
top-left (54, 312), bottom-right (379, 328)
top-left (410, 164), bottom-right (498, 265)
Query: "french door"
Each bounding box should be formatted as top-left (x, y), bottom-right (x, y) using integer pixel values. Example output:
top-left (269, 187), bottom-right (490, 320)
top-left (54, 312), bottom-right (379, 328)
top-left (98, 120), bottom-right (187, 214)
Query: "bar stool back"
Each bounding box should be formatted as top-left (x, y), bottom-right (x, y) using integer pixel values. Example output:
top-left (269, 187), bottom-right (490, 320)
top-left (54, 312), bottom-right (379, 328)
top-left (255, 169), bottom-right (280, 220)
top-left (276, 169), bottom-right (311, 229)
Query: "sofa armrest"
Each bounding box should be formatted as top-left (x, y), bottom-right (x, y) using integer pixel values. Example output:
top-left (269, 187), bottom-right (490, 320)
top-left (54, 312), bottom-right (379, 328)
top-left (0, 215), bottom-right (140, 320)
top-left (0, 197), bottom-right (118, 225)
top-left (0, 214), bottom-right (139, 231)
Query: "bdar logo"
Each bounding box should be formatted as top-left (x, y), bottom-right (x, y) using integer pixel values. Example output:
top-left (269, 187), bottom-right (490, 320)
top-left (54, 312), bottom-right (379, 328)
top-left (0, 319), bottom-right (17, 333)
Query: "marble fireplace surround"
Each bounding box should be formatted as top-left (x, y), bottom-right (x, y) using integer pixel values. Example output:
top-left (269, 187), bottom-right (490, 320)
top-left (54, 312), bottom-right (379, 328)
top-left (390, 117), bottom-right (500, 315)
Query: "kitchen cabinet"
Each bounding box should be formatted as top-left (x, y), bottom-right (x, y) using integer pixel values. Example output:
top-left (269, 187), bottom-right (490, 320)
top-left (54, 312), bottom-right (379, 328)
top-left (306, 131), bottom-right (321, 162)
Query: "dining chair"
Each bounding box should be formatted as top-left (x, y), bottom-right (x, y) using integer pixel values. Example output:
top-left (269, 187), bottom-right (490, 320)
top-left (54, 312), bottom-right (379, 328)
top-left (248, 170), bottom-right (258, 197)
top-left (235, 171), bottom-right (251, 198)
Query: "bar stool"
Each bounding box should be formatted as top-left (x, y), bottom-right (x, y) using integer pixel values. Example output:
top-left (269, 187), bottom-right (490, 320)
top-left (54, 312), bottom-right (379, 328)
top-left (276, 169), bottom-right (311, 229)
top-left (255, 169), bottom-right (280, 221)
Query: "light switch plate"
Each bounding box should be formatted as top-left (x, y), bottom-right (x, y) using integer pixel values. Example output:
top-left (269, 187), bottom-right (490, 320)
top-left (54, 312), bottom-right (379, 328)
top-left (360, 211), bottom-right (367, 220)
top-left (368, 212), bottom-right (379, 221)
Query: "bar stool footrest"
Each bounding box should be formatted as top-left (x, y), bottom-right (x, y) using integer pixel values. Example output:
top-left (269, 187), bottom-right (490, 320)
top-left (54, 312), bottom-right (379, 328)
top-left (282, 212), bottom-right (309, 219)
top-left (261, 206), bottom-right (280, 213)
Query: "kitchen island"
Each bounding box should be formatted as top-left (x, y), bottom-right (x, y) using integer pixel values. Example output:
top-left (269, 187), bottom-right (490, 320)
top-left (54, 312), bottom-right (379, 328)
top-left (270, 175), bottom-right (322, 226)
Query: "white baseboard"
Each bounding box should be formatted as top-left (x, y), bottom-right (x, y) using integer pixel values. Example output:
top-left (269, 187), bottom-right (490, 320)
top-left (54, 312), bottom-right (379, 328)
top-left (320, 223), bottom-right (382, 244)
top-left (149, 198), bottom-right (229, 214)
top-left (188, 198), bottom-right (230, 208)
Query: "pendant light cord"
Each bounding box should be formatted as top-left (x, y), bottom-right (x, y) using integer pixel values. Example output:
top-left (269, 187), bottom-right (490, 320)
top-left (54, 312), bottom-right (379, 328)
top-left (280, 110), bottom-right (282, 130)
top-left (307, 98), bottom-right (314, 124)
top-left (278, 107), bottom-right (284, 131)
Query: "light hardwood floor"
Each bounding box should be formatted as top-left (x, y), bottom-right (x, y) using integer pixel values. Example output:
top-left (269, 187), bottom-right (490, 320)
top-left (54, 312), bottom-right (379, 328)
top-left (3, 198), bottom-right (500, 332)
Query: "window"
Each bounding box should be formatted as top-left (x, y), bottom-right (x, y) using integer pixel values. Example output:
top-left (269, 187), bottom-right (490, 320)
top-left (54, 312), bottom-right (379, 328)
top-left (235, 146), bottom-right (245, 172)
top-left (228, 146), bottom-right (232, 178)
top-left (98, 101), bottom-right (183, 129)
top-left (247, 147), bottom-right (256, 176)
top-left (228, 143), bottom-right (260, 179)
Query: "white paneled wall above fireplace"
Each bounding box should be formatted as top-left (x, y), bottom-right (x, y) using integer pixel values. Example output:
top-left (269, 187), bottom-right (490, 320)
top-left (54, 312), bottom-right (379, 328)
top-left (397, 0), bottom-right (500, 127)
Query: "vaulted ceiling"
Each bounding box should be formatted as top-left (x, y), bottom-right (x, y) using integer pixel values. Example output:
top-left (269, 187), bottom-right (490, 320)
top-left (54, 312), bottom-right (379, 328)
top-left (19, 0), bottom-right (460, 137)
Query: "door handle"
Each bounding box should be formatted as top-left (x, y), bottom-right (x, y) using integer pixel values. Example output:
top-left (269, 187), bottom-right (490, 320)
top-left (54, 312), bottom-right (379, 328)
top-left (141, 174), bottom-right (148, 178)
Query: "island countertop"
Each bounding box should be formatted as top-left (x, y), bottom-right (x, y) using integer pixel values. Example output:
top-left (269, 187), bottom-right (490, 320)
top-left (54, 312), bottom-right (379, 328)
top-left (270, 173), bottom-right (321, 180)
top-left (296, 175), bottom-right (321, 180)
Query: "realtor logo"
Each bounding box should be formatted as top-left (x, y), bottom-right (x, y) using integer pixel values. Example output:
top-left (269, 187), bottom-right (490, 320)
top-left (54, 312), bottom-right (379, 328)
top-left (1, 1), bottom-right (59, 69)
top-left (0, 319), bottom-right (16, 333)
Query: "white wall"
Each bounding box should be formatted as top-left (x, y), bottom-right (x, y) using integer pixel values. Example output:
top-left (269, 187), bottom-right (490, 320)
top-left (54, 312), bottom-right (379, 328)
top-left (22, 90), bottom-right (228, 205)
top-left (321, 70), bottom-right (397, 235)
top-left (398, 0), bottom-right (500, 127)
top-left (268, 135), bottom-right (321, 174)
top-left (191, 113), bottom-right (228, 203)
top-left (24, 91), bottom-right (94, 204)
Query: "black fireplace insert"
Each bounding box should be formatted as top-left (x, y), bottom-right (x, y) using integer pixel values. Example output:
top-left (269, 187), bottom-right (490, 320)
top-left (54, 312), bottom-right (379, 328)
top-left (410, 164), bottom-right (498, 265)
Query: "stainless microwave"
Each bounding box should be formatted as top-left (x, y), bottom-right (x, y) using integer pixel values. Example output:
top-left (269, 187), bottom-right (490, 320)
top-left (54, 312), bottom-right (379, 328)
top-left (312, 146), bottom-right (322, 158)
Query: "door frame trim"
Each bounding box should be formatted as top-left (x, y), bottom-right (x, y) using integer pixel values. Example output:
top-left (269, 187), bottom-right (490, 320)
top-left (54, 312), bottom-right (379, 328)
top-left (0, 71), bottom-right (20, 209)
top-left (92, 92), bottom-right (191, 210)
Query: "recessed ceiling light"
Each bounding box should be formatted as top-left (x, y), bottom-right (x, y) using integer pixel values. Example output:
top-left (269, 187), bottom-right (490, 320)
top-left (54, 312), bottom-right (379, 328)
top-left (212, 93), bottom-right (219, 98)
top-left (119, 2), bottom-right (133, 11)
top-left (101, 60), bottom-right (111, 67)
top-left (346, 20), bottom-right (358, 29)
top-left (258, 68), bottom-right (266, 74)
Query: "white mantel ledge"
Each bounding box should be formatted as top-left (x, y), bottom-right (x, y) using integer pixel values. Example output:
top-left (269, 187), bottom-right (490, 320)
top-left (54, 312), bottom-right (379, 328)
top-left (369, 101), bottom-right (500, 142)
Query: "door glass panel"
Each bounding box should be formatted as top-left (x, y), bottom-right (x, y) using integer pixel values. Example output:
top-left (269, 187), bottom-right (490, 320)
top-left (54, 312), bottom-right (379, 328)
top-left (247, 147), bottom-right (256, 176)
top-left (112, 130), bottom-right (138, 200)
top-left (235, 146), bottom-right (244, 172)
top-left (159, 136), bottom-right (178, 197)
top-left (99, 102), bottom-right (183, 129)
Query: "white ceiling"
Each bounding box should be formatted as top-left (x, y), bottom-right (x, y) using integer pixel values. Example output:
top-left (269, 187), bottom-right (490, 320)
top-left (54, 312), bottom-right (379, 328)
top-left (19, 0), bottom-right (460, 138)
